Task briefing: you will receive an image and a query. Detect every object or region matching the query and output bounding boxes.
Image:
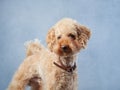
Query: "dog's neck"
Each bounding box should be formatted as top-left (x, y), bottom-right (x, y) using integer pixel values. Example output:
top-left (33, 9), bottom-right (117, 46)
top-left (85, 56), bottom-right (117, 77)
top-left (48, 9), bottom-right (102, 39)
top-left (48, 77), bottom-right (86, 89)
top-left (59, 55), bottom-right (76, 67)
top-left (53, 54), bottom-right (77, 72)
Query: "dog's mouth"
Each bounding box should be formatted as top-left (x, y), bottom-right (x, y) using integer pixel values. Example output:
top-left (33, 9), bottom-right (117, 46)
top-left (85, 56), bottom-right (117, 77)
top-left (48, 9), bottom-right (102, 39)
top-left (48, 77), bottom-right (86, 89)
top-left (57, 45), bottom-right (73, 56)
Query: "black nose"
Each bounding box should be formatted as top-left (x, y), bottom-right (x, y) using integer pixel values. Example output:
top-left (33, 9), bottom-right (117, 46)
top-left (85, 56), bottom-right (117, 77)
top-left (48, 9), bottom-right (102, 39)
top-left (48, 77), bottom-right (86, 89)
top-left (61, 45), bottom-right (69, 52)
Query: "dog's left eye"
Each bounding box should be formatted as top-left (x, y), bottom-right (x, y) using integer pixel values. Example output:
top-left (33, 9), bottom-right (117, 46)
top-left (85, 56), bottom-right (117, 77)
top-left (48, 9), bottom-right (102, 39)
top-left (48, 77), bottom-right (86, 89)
top-left (68, 34), bottom-right (76, 40)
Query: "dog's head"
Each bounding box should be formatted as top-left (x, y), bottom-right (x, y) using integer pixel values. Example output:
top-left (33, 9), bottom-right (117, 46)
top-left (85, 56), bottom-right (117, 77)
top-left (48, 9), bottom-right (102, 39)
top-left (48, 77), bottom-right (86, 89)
top-left (46, 18), bottom-right (91, 56)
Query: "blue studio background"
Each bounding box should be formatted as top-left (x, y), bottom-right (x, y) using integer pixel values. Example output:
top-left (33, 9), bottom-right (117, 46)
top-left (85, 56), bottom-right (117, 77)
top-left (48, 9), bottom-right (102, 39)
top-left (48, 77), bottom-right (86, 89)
top-left (0, 0), bottom-right (120, 90)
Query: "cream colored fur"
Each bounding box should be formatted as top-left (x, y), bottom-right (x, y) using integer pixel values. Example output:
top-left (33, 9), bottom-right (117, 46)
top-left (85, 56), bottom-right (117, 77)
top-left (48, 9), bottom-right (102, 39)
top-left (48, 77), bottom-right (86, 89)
top-left (8, 18), bottom-right (91, 90)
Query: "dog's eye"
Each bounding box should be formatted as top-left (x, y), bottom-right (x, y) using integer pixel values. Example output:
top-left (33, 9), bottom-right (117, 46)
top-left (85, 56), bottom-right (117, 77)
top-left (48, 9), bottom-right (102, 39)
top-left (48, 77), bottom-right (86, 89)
top-left (57, 36), bottom-right (61, 40)
top-left (68, 34), bottom-right (76, 40)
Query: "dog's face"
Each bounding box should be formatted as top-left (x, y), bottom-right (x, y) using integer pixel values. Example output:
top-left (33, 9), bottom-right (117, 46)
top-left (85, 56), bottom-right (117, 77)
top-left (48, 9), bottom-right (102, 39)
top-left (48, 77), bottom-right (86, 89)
top-left (46, 18), bottom-right (91, 56)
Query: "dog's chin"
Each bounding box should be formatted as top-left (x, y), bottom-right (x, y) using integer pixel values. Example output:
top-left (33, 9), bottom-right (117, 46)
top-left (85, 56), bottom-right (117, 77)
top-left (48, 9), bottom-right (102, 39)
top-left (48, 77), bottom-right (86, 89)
top-left (60, 52), bottom-right (73, 57)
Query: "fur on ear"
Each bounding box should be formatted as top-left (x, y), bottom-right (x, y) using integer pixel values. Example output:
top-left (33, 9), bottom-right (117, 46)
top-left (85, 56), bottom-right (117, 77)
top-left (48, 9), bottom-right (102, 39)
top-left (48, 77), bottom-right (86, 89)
top-left (75, 24), bottom-right (91, 48)
top-left (46, 28), bottom-right (55, 51)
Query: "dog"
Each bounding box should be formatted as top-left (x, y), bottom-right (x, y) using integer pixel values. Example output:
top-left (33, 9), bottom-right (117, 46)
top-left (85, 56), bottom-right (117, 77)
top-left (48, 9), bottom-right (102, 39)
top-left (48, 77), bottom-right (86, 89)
top-left (8, 18), bottom-right (91, 90)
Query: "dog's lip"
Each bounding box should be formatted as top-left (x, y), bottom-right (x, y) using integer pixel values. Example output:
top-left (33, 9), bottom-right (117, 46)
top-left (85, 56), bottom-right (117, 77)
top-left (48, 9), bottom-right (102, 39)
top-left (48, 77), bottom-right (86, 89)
top-left (62, 49), bottom-right (72, 53)
top-left (60, 50), bottom-right (73, 56)
top-left (61, 48), bottom-right (72, 54)
top-left (55, 47), bottom-right (73, 56)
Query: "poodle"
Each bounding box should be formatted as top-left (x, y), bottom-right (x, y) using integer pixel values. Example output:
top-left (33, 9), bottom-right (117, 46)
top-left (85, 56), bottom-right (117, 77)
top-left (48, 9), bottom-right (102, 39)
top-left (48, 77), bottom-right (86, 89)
top-left (8, 18), bottom-right (91, 90)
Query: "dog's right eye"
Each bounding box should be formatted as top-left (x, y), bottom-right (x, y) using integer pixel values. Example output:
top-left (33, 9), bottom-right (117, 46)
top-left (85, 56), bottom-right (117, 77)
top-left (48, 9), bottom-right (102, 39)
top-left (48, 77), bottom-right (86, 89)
top-left (57, 36), bottom-right (61, 40)
top-left (68, 33), bottom-right (76, 40)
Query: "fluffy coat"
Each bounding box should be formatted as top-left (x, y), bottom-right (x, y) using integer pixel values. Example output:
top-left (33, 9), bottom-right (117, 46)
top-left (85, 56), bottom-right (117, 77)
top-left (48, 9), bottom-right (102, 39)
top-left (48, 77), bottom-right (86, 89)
top-left (8, 18), bottom-right (91, 90)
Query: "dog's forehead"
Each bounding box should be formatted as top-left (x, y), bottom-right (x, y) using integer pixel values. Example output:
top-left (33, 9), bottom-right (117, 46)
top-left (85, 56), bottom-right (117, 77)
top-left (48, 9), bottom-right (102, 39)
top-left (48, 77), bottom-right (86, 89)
top-left (55, 27), bottom-right (77, 36)
top-left (54, 19), bottom-right (78, 36)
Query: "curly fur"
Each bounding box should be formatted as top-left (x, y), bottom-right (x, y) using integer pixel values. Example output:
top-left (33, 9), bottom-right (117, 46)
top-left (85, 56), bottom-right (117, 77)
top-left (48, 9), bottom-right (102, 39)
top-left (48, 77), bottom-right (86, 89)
top-left (8, 18), bottom-right (91, 90)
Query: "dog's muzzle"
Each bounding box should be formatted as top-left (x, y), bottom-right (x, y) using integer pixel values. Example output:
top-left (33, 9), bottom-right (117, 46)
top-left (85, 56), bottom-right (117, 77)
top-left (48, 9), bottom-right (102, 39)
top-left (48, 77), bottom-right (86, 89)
top-left (61, 45), bottom-right (72, 53)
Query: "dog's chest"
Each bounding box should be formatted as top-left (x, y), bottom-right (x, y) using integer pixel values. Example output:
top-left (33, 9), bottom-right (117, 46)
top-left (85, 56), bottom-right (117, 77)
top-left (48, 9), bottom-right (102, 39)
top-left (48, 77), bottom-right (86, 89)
top-left (48, 71), bottom-right (77, 90)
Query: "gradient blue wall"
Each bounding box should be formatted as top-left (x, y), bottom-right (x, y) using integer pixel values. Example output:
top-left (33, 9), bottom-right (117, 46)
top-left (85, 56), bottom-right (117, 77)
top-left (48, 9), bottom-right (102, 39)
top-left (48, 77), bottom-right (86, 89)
top-left (0, 0), bottom-right (120, 90)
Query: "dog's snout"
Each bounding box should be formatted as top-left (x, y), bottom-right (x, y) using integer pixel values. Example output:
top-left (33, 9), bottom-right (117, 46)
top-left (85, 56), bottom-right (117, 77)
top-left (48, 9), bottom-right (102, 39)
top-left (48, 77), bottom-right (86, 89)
top-left (62, 45), bottom-right (68, 50)
top-left (61, 45), bottom-right (70, 52)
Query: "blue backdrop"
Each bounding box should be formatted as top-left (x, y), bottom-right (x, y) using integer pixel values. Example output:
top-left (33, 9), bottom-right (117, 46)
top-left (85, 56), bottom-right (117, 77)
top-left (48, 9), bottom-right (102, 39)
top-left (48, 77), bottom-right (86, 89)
top-left (0, 0), bottom-right (120, 90)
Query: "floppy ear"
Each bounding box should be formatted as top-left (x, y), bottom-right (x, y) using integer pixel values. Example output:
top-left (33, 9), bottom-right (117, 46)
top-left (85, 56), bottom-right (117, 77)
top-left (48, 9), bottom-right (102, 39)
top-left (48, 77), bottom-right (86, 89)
top-left (75, 24), bottom-right (91, 48)
top-left (46, 28), bottom-right (55, 51)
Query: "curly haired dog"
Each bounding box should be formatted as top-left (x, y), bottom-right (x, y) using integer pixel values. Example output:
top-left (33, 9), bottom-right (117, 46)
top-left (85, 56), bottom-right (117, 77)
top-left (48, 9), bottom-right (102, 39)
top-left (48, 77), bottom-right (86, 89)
top-left (8, 18), bottom-right (91, 90)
